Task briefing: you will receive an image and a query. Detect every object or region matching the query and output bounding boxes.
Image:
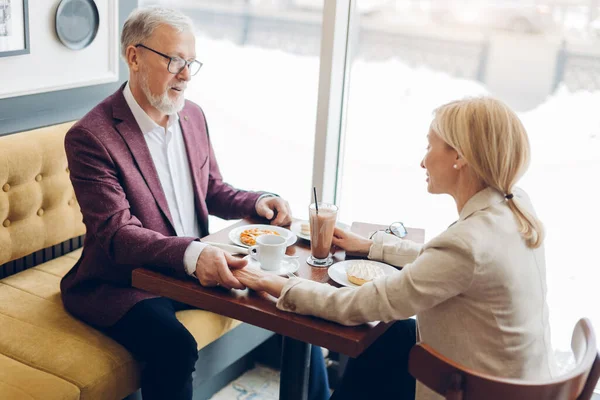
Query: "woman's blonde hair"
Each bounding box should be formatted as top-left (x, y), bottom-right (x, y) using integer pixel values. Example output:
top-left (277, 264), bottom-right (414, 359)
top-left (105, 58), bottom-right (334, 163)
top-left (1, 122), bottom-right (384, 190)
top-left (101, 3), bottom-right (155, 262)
top-left (431, 97), bottom-right (544, 248)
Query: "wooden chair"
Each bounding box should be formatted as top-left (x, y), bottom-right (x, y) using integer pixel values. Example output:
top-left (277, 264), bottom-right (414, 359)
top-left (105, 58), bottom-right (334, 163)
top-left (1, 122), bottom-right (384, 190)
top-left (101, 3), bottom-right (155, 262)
top-left (408, 318), bottom-right (600, 400)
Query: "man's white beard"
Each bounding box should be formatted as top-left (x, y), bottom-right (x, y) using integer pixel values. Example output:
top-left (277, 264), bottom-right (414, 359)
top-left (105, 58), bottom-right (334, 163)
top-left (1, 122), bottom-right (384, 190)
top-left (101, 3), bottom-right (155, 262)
top-left (140, 72), bottom-right (185, 115)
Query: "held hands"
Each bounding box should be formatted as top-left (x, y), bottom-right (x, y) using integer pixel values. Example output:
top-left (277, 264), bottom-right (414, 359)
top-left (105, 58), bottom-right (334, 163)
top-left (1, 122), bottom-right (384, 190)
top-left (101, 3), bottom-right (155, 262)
top-left (196, 246), bottom-right (248, 290)
top-left (256, 196), bottom-right (292, 226)
top-left (232, 268), bottom-right (287, 298)
top-left (332, 227), bottom-right (373, 256)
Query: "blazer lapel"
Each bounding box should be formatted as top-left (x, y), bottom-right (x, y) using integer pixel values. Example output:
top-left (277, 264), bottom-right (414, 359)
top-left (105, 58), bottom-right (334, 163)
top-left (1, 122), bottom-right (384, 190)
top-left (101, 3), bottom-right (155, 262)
top-left (179, 112), bottom-right (202, 187)
top-left (112, 91), bottom-right (176, 232)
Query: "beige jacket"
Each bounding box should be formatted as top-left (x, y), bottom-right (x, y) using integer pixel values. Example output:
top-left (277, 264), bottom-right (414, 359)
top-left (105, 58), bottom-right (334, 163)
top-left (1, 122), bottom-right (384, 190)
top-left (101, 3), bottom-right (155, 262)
top-left (277, 188), bottom-right (556, 400)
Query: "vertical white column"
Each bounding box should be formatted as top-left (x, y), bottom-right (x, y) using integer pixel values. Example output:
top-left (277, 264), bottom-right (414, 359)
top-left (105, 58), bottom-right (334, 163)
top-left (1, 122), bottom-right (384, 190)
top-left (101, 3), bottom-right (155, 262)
top-left (311, 0), bottom-right (355, 205)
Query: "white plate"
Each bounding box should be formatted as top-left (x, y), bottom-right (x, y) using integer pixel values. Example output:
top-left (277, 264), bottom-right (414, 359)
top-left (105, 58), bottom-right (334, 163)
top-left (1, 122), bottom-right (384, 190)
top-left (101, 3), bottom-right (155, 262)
top-left (290, 220), bottom-right (350, 242)
top-left (229, 224), bottom-right (297, 248)
top-left (328, 260), bottom-right (399, 288)
top-left (243, 255), bottom-right (300, 276)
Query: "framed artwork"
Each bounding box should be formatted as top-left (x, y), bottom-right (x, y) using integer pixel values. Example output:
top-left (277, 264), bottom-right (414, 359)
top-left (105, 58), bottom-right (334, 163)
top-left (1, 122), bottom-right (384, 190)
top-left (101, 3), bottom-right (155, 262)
top-left (0, 0), bottom-right (29, 57)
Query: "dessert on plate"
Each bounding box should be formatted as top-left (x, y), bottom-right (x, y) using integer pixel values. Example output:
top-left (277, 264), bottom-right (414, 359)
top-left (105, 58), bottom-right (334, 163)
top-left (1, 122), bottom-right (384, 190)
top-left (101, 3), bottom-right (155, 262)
top-left (346, 261), bottom-right (385, 286)
top-left (240, 228), bottom-right (281, 246)
top-left (300, 222), bottom-right (310, 236)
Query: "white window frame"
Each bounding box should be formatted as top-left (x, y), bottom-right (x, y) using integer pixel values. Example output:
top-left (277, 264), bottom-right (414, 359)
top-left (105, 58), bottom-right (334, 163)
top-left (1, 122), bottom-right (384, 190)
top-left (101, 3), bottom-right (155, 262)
top-left (311, 0), bottom-right (356, 205)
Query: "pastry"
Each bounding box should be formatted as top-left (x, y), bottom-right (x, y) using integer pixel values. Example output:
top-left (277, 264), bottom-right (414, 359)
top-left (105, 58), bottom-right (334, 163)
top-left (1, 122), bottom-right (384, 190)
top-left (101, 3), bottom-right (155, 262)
top-left (346, 261), bottom-right (385, 286)
top-left (300, 223), bottom-right (310, 236)
top-left (240, 228), bottom-right (280, 246)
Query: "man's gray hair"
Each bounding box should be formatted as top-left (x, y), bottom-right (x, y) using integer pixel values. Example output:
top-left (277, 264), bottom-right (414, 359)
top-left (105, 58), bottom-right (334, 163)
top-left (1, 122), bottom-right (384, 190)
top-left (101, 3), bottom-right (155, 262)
top-left (121, 7), bottom-right (194, 59)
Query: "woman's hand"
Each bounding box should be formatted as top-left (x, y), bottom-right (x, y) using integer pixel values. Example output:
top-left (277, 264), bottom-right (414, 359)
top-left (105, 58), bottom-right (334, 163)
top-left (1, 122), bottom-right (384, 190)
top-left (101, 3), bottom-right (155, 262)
top-left (233, 267), bottom-right (288, 298)
top-left (332, 227), bottom-right (373, 256)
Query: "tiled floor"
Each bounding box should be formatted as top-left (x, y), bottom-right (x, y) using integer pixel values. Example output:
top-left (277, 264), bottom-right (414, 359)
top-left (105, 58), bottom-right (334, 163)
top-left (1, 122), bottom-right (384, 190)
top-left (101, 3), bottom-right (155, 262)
top-left (209, 364), bottom-right (280, 400)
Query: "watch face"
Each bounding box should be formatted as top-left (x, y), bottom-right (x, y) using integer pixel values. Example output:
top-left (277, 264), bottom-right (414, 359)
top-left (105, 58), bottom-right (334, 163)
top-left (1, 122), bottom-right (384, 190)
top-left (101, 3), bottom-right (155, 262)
top-left (55, 0), bottom-right (100, 50)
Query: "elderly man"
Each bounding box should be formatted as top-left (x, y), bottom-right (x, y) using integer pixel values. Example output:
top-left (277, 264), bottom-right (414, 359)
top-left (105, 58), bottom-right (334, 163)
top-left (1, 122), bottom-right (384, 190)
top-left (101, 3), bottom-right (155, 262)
top-left (60, 7), bottom-right (329, 400)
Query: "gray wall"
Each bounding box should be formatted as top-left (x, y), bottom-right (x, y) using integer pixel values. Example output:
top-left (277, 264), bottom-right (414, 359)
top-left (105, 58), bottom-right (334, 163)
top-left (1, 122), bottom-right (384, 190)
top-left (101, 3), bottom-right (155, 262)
top-left (0, 1), bottom-right (137, 137)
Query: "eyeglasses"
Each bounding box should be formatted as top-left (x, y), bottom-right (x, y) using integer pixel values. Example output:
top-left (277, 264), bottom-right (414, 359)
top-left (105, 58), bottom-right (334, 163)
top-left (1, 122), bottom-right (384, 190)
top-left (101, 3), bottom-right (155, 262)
top-left (369, 221), bottom-right (408, 240)
top-left (135, 43), bottom-right (203, 76)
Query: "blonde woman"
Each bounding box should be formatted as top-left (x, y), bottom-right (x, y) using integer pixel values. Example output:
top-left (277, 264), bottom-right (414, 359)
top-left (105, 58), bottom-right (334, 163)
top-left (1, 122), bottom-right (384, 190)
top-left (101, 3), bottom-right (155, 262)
top-left (234, 97), bottom-right (556, 400)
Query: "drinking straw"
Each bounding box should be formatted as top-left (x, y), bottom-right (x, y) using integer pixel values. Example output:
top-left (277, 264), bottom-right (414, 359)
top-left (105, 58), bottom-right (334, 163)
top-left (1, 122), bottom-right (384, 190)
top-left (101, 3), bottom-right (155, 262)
top-left (313, 187), bottom-right (319, 215)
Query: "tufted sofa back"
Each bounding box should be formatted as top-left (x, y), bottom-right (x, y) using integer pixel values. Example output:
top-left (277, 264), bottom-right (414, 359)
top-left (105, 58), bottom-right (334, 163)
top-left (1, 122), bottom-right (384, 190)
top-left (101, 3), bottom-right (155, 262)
top-left (0, 122), bottom-right (86, 266)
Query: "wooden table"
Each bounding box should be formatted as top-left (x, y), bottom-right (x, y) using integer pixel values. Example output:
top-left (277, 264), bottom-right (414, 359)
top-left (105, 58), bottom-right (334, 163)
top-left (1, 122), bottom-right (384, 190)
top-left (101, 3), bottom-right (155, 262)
top-left (132, 220), bottom-right (424, 400)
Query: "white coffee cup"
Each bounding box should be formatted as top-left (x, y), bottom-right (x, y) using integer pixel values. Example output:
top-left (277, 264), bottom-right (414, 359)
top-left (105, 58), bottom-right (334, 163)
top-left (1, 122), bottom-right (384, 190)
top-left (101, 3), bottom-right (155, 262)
top-left (248, 234), bottom-right (286, 271)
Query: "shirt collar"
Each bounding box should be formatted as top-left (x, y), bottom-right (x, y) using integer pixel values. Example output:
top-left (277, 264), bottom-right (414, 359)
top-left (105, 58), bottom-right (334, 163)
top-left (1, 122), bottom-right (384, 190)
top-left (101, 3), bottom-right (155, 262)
top-left (123, 81), bottom-right (179, 135)
top-left (458, 187), bottom-right (506, 221)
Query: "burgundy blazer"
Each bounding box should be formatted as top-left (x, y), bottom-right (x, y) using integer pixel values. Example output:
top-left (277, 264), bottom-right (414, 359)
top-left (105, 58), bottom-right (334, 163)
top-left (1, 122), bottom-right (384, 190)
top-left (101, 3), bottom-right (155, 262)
top-left (60, 84), bottom-right (262, 328)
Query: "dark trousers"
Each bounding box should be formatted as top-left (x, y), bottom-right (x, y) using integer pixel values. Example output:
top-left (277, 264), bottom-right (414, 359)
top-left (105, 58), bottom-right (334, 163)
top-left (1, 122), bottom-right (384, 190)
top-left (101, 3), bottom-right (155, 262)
top-left (309, 342), bottom-right (331, 400)
top-left (103, 297), bottom-right (330, 400)
top-left (331, 319), bottom-right (417, 400)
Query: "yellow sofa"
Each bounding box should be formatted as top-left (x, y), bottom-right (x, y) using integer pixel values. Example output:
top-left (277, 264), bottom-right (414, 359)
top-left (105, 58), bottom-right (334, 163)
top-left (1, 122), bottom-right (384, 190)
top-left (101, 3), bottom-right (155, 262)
top-left (0, 122), bottom-right (257, 399)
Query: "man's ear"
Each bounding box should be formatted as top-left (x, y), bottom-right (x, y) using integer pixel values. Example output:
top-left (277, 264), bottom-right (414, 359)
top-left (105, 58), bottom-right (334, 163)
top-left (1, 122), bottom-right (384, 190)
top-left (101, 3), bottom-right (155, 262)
top-left (126, 46), bottom-right (141, 72)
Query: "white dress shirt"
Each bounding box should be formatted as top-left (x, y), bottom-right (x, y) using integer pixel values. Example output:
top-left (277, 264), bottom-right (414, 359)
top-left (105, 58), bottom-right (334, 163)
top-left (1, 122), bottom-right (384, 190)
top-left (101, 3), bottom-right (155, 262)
top-left (123, 83), bottom-right (205, 276)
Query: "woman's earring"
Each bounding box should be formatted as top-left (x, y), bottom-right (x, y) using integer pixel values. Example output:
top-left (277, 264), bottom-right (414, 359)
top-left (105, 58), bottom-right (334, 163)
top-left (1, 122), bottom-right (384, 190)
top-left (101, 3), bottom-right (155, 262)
top-left (453, 164), bottom-right (458, 169)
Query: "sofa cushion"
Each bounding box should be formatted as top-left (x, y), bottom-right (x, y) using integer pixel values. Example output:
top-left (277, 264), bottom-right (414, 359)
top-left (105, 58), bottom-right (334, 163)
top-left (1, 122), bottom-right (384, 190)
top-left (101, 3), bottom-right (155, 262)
top-left (0, 121), bottom-right (86, 265)
top-left (0, 249), bottom-right (242, 399)
top-left (177, 309), bottom-right (242, 351)
top-left (0, 277), bottom-right (140, 400)
top-left (0, 353), bottom-right (80, 400)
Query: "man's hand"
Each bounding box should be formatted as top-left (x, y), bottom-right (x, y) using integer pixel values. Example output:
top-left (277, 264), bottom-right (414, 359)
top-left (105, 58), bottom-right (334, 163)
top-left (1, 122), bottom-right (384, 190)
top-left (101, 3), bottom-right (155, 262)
top-left (195, 246), bottom-right (247, 290)
top-left (256, 196), bottom-right (292, 226)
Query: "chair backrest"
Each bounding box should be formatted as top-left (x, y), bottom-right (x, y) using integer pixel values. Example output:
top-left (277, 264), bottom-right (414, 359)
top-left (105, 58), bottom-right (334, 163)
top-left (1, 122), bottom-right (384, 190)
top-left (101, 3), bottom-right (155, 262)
top-left (408, 318), bottom-right (600, 400)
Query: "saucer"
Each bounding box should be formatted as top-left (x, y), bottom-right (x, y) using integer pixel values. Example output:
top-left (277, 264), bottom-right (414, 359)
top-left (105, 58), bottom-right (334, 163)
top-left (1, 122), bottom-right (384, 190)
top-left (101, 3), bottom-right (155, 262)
top-left (243, 255), bottom-right (300, 276)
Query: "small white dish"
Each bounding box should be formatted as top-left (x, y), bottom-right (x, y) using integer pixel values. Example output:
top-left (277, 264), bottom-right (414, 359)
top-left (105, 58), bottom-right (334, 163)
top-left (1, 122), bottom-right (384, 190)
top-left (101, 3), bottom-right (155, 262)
top-left (243, 255), bottom-right (300, 276)
top-left (290, 220), bottom-right (311, 241)
top-left (328, 260), bottom-right (398, 288)
top-left (290, 220), bottom-right (350, 242)
top-left (229, 224), bottom-right (297, 248)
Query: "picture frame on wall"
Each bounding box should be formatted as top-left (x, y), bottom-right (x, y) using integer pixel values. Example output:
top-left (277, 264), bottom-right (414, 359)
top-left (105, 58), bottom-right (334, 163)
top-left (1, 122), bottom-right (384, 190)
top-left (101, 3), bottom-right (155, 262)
top-left (0, 0), bottom-right (29, 57)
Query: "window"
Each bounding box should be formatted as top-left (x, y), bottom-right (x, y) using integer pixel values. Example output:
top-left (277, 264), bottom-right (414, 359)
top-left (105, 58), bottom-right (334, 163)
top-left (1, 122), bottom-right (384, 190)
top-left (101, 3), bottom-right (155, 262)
top-left (338, 0), bottom-right (600, 374)
top-left (140, 0), bottom-right (324, 230)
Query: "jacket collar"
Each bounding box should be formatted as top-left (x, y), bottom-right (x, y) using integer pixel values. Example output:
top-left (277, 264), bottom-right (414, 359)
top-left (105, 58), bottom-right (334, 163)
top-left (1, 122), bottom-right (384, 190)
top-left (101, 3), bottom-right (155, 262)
top-left (122, 82), bottom-right (180, 135)
top-left (459, 187), bottom-right (506, 221)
